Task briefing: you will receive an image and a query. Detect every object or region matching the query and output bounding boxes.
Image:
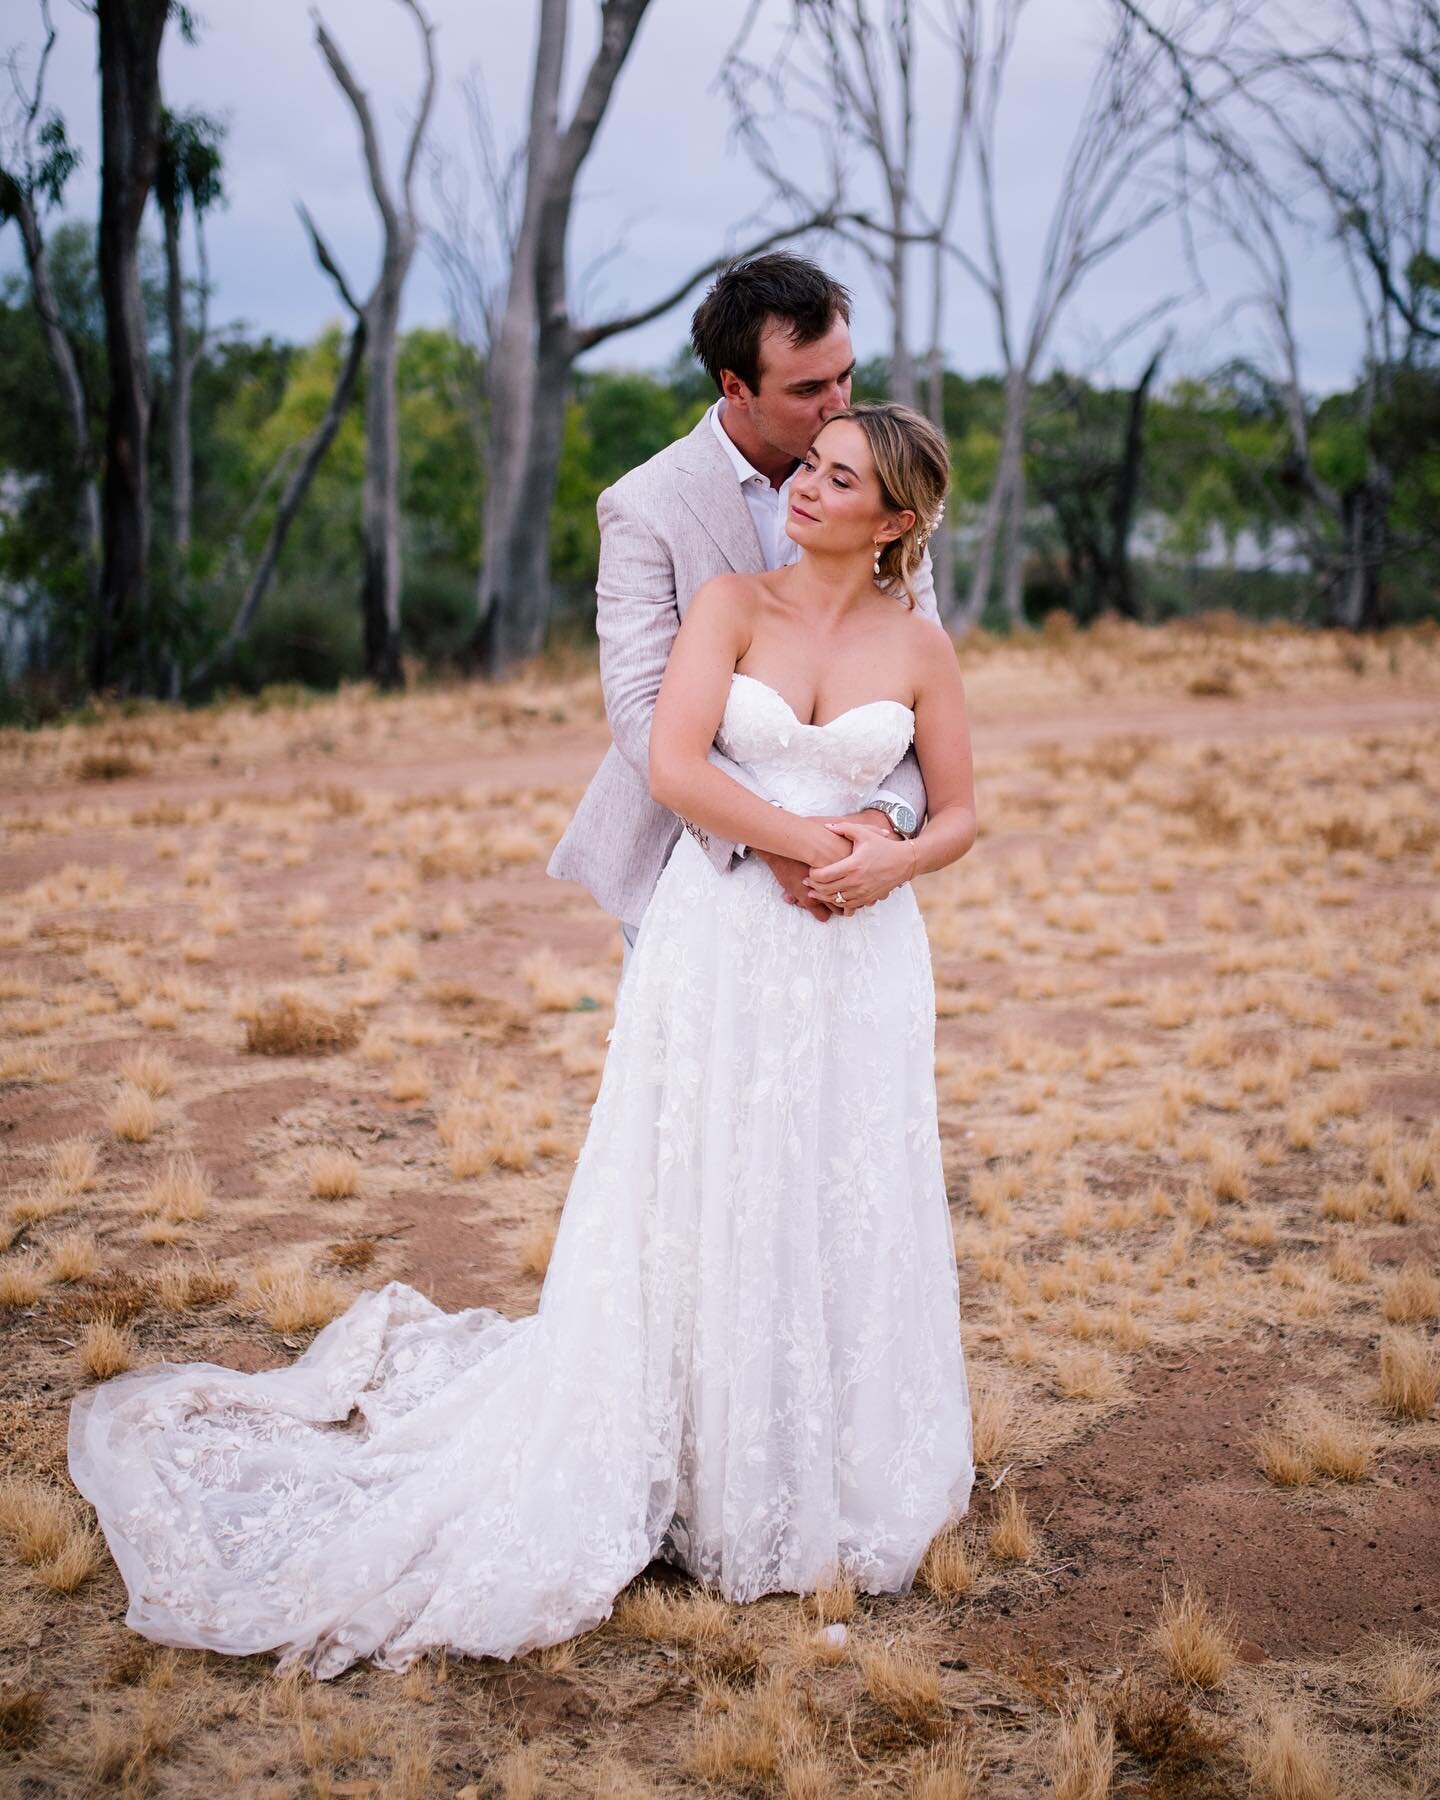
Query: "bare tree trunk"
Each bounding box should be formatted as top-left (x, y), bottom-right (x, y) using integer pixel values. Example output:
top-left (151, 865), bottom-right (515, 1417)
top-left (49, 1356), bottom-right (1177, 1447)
top-left (314, 0), bottom-right (437, 690)
top-left (93, 0), bottom-right (168, 693)
top-left (161, 198), bottom-right (192, 566)
top-left (925, 331), bottom-right (955, 621)
top-left (7, 184), bottom-right (100, 608)
top-left (1106, 335), bottom-right (1167, 618)
top-left (998, 380), bottom-right (1029, 627)
top-left (187, 315), bottom-right (367, 690)
top-left (966, 366), bottom-right (1028, 621)
top-left (475, 0), bottom-right (567, 664)
top-left (361, 273), bottom-right (405, 685)
top-left (455, 0), bottom-right (842, 673)
top-left (886, 171), bottom-right (915, 407)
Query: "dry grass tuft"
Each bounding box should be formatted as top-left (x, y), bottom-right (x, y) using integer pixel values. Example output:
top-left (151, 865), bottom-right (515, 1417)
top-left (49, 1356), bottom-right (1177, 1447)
top-left (1051, 1347), bottom-right (1125, 1402)
top-left (520, 946), bottom-right (601, 1012)
top-left (613, 1582), bottom-right (734, 1648)
top-left (107, 1083), bottom-right (158, 1142)
top-left (0, 1257), bottom-right (48, 1306)
top-left (807, 1564), bottom-right (857, 1626)
top-left (686, 1668), bottom-right (815, 1784)
top-left (1050, 1700), bottom-right (1116, 1800)
top-left (857, 1640), bottom-right (945, 1727)
top-left (917, 1519), bottom-right (977, 1598)
top-left (79, 1317), bottom-right (138, 1378)
top-left (988, 1486), bottom-right (1036, 1562)
top-left (518, 1215), bottom-right (559, 1278)
top-left (0, 1477), bottom-right (101, 1591)
top-left (244, 990), bottom-right (360, 1056)
top-left (1380, 1259), bottom-right (1440, 1323)
top-left (1243, 1703), bottom-right (1340, 1800)
top-left (1153, 1578), bottom-right (1238, 1687)
top-left (252, 1260), bottom-right (348, 1334)
top-left (1253, 1390), bottom-right (1376, 1486)
top-left (45, 1228), bottom-right (98, 1283)
top-left (1377, 1330), bottom-right (1439, 1420)
top-left (307, 1147), bottom-right (361, 1199)
top-left (0, 1687), bottom-right (44, 1750)
top-left (46, 1135), bottom-right (100, 1193)
top-left (1107, 1670), bottom-right (1234, 1778)
top-left (389, 1057), bottom-right (431, 1103)
top-left (1358, 1634), bottom-right (1440, 1716)
top-left (116, 1048), bottom-right (176, 1095)
top-left (140, 1154), bottom-right (210, 1223)
top-left (154, 1254), bottom-right (235, 1313)
top-left (328, 1237), bottom-right (378, 1272)
top-left (901, 1737), bottom-right (983, 1797)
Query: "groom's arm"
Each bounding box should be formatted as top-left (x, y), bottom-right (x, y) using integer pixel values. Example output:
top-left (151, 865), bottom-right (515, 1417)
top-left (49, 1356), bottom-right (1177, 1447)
top-left (859, 544), bottom-right (939, 828)
top-left (595, 485), bottom-right (762, 876)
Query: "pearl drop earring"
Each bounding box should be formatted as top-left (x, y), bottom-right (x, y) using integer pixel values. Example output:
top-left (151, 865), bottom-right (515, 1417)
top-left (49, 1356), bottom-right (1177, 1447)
top-left (872, 543), bottom-right (882, 580)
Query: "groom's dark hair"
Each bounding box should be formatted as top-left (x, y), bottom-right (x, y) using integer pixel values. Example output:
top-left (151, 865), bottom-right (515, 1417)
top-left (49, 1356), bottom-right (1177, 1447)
top-left (690, 252), bottom-right (852, 395)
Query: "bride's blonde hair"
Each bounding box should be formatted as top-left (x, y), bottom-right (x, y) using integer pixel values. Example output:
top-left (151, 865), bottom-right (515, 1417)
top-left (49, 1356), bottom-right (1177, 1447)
top-left (829, 403), bottom-right (950, 610)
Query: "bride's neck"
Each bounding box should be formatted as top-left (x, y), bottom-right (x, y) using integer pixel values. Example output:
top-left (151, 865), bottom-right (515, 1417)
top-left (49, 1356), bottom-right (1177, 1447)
top-left (788, 547), bottom-right (881, 621)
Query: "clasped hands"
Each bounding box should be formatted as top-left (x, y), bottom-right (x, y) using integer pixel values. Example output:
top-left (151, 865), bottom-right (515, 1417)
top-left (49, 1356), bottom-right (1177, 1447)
top-left (757, 809), bottom-right (916, 922)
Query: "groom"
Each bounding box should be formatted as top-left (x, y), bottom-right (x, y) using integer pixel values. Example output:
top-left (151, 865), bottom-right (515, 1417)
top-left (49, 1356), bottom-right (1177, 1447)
top-left (548, 252), bottom-right (937, 968)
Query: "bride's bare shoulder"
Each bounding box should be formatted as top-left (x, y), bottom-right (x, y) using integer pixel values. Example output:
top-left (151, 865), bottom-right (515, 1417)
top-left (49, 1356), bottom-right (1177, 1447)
top-left (900, 610), bottom-right (965, 695)
top-left (689, 571), bottom-right (768, 614)
top-left (689, 571), bottom-right (786, 632)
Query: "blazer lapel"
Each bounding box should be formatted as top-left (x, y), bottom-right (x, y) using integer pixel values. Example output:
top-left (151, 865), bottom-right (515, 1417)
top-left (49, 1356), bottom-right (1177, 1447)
top-left (672, 414), bottom-right (766, 579)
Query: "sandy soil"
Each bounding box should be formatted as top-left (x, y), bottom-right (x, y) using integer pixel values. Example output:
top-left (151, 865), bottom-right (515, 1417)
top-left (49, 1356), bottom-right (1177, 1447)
top-left (1, 618), bottom-right (1438, 1797)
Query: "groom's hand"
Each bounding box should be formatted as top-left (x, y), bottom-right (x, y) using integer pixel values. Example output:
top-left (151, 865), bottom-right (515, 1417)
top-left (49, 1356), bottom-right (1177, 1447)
top-left (754, 849), bottom-right (835, 921)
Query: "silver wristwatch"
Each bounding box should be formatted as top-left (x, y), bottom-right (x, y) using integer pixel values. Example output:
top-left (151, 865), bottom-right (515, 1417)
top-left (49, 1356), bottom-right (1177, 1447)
top-left (867, 798), bottom-right (918, 838)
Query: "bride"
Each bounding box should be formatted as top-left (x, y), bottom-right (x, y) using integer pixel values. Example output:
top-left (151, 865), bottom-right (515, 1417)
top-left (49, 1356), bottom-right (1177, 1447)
top-left (67, 401), bottom-right (977, 1680)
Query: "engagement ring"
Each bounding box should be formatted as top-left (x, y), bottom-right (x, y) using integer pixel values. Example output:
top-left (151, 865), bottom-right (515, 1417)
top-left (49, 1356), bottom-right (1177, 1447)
top-left (835, 891), bottom-right (845, 907)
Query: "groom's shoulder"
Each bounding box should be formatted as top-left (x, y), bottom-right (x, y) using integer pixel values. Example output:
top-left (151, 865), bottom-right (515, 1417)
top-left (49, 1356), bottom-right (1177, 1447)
top-left (603, 413), bottom-right (712, 515)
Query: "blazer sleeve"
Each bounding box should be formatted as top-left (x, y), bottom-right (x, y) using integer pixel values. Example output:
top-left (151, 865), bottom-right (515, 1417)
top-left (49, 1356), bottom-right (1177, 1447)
top-left (594, 483), bottom-right (762, 877)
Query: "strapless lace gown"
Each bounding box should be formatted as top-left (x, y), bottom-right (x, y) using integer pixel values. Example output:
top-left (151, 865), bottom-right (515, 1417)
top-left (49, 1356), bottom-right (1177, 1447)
top-left (67, 673), bottom-right (974, 1678)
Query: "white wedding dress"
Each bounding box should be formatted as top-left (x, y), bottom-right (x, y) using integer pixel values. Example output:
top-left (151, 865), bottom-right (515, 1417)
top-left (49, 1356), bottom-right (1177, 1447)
top-left (68, 672), bottom-right (974, 1678)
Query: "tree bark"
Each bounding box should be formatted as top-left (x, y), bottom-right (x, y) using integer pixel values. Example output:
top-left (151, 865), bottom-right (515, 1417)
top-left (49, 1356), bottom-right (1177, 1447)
top-left (966, 365), bottom-right (1028, 622)
top-left (998, 388), bottom-right (1028, 628)
top-left (187, 315), bottom-right (368, 690)
top-left (360, 270), bottom-right (407, 686)
top-left (1105, 337), bottom-right (1166, 619)
top-left (314, 0), bottom-right (436, 690)
top-left (160, 197), bottom-right (192, 567)
top-left (474, 0), bottom-right (568, 668)
top-left (474, 0), bottom-right (655, 677)
top-left (6, 182), bottom-right (101, 609)
top-left (93, 0), bottom-right (168, 693)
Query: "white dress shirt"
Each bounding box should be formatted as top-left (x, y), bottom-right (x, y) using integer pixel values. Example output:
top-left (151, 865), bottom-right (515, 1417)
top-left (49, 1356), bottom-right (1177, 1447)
top-left (707, 399), bottom-right (804, 574)
top-left (705, 400), bottom-right (906, 857)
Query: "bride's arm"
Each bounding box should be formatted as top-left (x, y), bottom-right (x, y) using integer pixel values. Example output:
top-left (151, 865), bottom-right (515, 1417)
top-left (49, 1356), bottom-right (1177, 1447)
top-left (804, 620), bottom-right (977, 908)
top-left (649, 579), bottom-right (849, 868)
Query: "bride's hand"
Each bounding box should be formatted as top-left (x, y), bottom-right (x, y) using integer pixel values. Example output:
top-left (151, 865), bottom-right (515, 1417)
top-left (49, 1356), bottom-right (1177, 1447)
top-left (804, 821), bottom-right (917, 913)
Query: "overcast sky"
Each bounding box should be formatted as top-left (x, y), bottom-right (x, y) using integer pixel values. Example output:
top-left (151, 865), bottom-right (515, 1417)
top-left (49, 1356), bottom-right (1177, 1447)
top-left (2, 0), bottom-right (1360, 393)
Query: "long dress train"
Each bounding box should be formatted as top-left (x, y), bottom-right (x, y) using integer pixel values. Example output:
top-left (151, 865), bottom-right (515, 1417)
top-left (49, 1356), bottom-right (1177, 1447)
top-left (67, 671), bottom-right (975, 1678)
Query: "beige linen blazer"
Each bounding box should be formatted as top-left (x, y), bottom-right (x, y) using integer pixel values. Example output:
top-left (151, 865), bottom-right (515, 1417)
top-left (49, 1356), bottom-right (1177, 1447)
top-left (547, 411), bottom-right (937, 926)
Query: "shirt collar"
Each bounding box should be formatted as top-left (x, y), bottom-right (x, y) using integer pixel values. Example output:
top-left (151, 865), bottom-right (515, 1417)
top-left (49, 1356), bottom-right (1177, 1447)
top-left (709, 398), bottom-right (789, 491)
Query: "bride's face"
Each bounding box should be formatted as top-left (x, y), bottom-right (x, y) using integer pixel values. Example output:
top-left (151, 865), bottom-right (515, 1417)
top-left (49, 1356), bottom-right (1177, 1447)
top-left (786, 420), bottom-right (914, 562)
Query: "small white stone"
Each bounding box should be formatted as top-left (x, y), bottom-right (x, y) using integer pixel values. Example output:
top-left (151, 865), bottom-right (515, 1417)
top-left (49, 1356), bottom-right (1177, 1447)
top-left (815, 1622), bottom-right (848, 1648)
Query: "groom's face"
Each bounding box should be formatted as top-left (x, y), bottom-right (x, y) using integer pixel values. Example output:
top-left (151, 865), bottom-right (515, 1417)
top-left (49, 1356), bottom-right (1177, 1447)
top-left (727, 314), bottom-right (855, 462)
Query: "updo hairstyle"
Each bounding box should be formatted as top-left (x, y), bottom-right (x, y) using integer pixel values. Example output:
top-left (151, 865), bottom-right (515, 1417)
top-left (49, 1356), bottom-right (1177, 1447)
top-left (827, 402), bottom-right (950, 610)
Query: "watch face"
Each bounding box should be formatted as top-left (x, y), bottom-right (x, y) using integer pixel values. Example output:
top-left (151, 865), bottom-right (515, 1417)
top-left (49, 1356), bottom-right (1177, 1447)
top-left (891, 802), bottom-right (917, 835)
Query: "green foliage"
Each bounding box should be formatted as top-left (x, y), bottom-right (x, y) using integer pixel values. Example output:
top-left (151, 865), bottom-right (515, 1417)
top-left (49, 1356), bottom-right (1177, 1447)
top-left (2, 210), bottom-right (1438, 708)
top-left (155, 108), bottom-right (225, 219)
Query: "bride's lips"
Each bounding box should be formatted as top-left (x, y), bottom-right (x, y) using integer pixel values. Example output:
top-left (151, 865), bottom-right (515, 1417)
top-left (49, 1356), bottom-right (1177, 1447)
top-left (789, 503), bottom-right (818, 522)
